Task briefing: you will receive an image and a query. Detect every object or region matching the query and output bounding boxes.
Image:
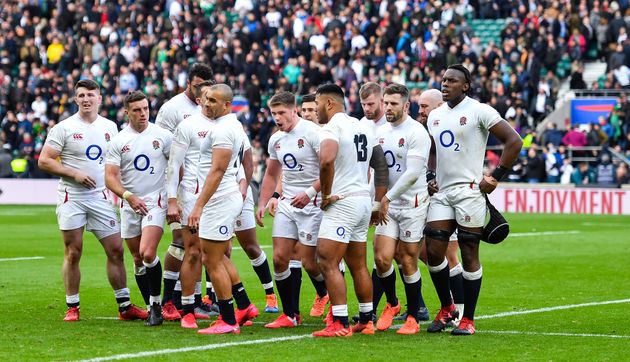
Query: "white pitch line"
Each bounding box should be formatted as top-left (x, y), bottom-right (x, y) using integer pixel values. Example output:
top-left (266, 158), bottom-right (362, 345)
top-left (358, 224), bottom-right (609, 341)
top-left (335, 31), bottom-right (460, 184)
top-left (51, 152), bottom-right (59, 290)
top-left (476, 298), bottom-right (630, 320)
top-left (508, 230), bottom-right (580, 237)
top-left (480, 330), bottom-right (630, 339)
top-left (0, 256), bottom-right (45, 262)
top-left (78, 334), bottom-right (313, 362)
top-left (232, 245), bottom-right (272, 250)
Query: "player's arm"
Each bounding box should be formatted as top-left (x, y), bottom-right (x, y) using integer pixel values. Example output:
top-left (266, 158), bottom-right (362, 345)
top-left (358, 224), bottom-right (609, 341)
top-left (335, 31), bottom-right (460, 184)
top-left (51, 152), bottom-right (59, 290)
top-left (255, 158), bottom-right (282, 226)
top-left (369, 144), bottom-right (389, 224)
top-left (105, 163), bottom-right (148, 215)
top-left (38, 145), bottom-right (97, 189)
top-left (166, 140), bottom-right (188, 224)
top-left (481, 120), bottom-right (524, 193)
top-left (187, 147), bottom-right (232, 231)
top-left (319, 139), bottom-right (338, 210)
top-left (242, 148), bottom-right (253, 186)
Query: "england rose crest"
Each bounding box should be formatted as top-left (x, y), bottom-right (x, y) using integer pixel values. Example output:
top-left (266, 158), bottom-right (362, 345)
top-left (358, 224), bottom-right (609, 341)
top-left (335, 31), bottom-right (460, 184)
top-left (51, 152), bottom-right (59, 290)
top-left (398, 138), bottom-right (405, 147)
top-left (105, 133), bottom-right (110, 142)
top-left (460, 116), bottom-right (467, 126)
top-left (297, 138), bottom-right (304, 148)
top-left (152, 140), bottom-right (160, 150)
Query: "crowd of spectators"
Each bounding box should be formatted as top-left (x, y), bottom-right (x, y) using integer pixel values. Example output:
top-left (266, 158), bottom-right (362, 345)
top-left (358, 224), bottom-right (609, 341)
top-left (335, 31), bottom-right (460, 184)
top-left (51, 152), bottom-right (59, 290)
top-left (0, 0), bottom-right (629, 185)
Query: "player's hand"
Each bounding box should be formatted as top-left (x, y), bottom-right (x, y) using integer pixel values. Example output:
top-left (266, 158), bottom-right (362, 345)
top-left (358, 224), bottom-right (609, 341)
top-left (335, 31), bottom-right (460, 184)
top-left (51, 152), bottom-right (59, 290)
top-left (428, 179), bottom-right (439, 196)
top-left (320, 195), bottom-right (339, 211)
top-left (479, 175), bottom-right (498, 194)
top-left (127, 195), bottom-right (149, 216)
top-left (267, 198), bottom-right (278, 216)
top-left (290, 192), bottom-right (311, 209)
top-left (74, 171), bottom-right (97, 189)
top-left (255, 206), bottom-right (266, 227)
top-left (187, 205), bottom-right (202, 234)
top-left (378, 197), bottom-right (390, 225)
top-left (166, 198), bottom-right (181, 224)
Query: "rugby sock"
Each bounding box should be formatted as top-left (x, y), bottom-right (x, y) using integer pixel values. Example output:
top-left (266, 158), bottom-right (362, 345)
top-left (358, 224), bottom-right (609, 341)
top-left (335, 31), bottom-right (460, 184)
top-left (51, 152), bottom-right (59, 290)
top-left (274, 268), bottom-right (294, 317)
top-left (309, 273), bottom-right (328, 298)
top-left (358, 302), bottom-right (373, 324)
top-left (194, 282), bottom-right (202, 307)
top-left (114, 288), bottom-right (131, 311)
top-left (403, 270), bottom-right (422, 322)
top-left (450, 263), bottom-right (465, 313)
top-left (134, 265), bottom-right (151, 307)
top-left (162, 270), bottom-right (179, 304)
top-left (462, 267), bottom-right (483, 320)
top-left (143, 257), bottom-right (162, 305)
top-left (377, 264), bottom-right (398, 307)
top-left (217, 299), bottom-right (237, 325)
top-left (290, 260), bottom-right (303, 315)
top-left (66, 294), bottom-right (80, 308)
top-left (331, 304), bottom-right (349, 327)
top-left (173, 280), bottom-right (182, 309)
top-left (232, 282), bottom-right (251, 310)
top-left (428, 259), bottom-right (453, 307)
top-left (250, 251), bottom-right (275, 295)
top-left (371, 265), bottom-right (384, 312)
top-left (181, 294), bottom-right (195, 316)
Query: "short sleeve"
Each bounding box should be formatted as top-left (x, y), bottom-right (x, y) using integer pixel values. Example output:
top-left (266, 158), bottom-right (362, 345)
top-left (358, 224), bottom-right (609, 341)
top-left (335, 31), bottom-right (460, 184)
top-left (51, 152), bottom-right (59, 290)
top-left (212, 127), bottom-right (234, 149)
top-left (105, 138), bottom-right (121, 166)
top-left (307, 126), bottom-right (321, 154)
top-left (155, 105), bottom-right (175, 133)
top-left (319, 121), bottom-right (339, 144)
top-left (268, 133), bottom-right (280, 160)
top-left (406, 124), bottom-right (431, 160)
top-left (478, 104), bottom-right (502, 130)
top-left (243, 132), bottom-right (252, 151)
top-left (162, 131), bottom-right (173, 158)
top-left (44, 123), bottom-right (65, 151)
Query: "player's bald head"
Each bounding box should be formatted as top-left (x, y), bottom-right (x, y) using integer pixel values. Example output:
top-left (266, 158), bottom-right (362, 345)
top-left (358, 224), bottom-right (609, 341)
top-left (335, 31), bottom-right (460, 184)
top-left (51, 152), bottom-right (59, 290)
top-left (419, 89), bottom-right (443, 107)
top-left (209, 84), bottom-right (234, 102)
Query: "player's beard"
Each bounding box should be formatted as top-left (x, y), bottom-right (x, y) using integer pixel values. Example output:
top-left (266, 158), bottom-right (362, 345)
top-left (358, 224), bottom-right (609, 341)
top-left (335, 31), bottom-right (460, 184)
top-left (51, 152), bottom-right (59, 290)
top-left (386, 109), bottom-right (403, 123)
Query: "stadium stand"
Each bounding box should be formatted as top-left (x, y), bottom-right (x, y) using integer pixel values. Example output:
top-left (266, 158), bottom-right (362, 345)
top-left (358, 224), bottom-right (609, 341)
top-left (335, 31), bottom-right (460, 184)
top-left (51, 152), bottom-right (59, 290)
top-left (0, 0), bottom-right (628, 185)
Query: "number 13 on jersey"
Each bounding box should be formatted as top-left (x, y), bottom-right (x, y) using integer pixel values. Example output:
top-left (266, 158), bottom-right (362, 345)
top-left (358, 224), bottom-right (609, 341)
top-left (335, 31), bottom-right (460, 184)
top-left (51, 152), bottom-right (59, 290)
top-left (354, 134), bottom-right (368, 162)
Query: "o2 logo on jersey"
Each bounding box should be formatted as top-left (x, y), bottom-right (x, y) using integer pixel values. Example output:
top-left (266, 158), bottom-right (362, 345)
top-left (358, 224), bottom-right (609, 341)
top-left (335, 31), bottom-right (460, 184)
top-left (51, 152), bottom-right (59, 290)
top-left (439, 130), bottom-right (460, 151)
top-left (283, 153), bottom-right (304, 171)
top-left (133, 154), bottom-right (155, 174)
top-left (384, 150), bottom-right (402, 172)
top-left (85, 144), bottom-right (104, 164)
top-left (219, 225), bottom-right (229, 235)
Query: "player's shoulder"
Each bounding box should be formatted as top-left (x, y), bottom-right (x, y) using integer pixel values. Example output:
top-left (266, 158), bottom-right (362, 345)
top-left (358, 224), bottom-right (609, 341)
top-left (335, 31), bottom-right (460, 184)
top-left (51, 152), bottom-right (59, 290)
top-left (268, 129), bottom-right (285, 144)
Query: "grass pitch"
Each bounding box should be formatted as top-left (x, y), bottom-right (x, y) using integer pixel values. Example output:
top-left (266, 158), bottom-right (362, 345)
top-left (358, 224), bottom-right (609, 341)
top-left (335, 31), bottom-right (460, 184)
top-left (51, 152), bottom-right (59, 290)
top-left (0, 205), bottom-right (628, 361)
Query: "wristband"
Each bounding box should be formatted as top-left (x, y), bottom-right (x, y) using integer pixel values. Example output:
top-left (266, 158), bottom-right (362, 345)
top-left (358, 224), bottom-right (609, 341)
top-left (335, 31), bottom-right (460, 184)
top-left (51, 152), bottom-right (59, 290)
top-left (271, 192), bottom-right (280, 199)
top-left (305, 186), bottom-right (317, 199)
top-left (169, 222), bottom-right (181, 231)
top-left (491, 165), bottom-right (509, 181)
top-left (372, 201), bottom-right (381, 212)
top-left (322, 194), bottom-right (331, 200)
top-left (122, 190), bottom-right (133, 200)
top-left (426, 170), bottom-right (436, 182)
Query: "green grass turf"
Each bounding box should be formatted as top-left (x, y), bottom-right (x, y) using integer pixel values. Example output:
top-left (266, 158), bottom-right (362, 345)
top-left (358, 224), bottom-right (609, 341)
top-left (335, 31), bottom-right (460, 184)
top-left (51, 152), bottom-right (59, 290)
top-left (0, 205), bottom-right (629, 361)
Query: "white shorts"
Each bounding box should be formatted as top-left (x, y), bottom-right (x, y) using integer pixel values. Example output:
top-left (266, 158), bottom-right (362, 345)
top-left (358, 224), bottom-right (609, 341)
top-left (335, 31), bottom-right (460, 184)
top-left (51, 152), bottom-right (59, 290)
top-left (56, 197), bottom-right (120, 239)
top-left (375, 198), bottom-right (429, 243)
top-left (234, 188), bottom-right (255, 232)
top-left (178, 189), bottom-right (198, 227)
top-left (272, 198), bottom-right (323, 247)
top-left (427, 185), bottom-right (487, 228)
top-left (120, 204), bottom-right (167, 239)
top-left (318, 196), bottom-right (371, 243)
top-left (199, 192), bottom-right (243, 241)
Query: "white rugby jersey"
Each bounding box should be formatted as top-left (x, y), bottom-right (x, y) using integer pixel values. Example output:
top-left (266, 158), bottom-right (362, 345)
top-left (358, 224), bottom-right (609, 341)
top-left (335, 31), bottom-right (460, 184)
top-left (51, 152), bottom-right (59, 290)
top-left (427, 96), bottom-right (501, 190)
top-left (320, 112), bottom-right (374, 197)
top-left (106, 123), bottom-right (173, 205)
top-left (155, 92), bottom-right (199, 134)
top-left (377, 115), bottom-right (430, 208)
top-left (268, 118), bottom-right (321, 199)
top-left (196, 113), bottom-right (247, 200)
top-left (168, 113), bottom-right (214, 197)
top-left (360, 114), bottom-right (387, 133)
top-left (44, 113), bottom-right (118, 201)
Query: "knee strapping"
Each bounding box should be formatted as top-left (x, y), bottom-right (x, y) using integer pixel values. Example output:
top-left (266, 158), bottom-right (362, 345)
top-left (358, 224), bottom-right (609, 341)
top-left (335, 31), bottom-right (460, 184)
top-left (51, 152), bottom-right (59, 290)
top-left (424, 227), bottom-right (451, 242)
top-left (457, 228), bottom-right (482, 244)
top-left (168, 244), bottom-right (185, 261)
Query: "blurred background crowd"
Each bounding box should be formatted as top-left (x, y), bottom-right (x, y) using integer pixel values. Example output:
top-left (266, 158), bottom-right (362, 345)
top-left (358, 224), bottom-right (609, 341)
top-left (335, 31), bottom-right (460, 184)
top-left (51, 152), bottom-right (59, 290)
top-left (0, 0), bottom-right (629, 185)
